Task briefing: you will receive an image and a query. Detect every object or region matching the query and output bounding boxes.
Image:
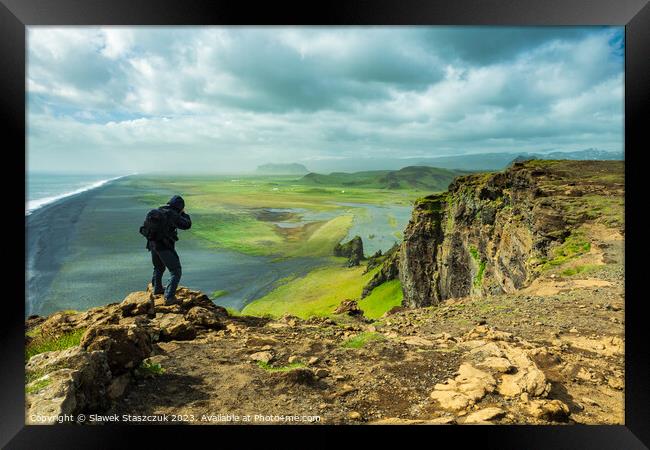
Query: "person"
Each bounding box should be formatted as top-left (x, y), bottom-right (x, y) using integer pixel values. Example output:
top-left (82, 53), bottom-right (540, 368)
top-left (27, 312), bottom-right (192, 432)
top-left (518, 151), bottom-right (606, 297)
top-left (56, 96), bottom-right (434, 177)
top-left (146, 195), bottom-right (192, 305)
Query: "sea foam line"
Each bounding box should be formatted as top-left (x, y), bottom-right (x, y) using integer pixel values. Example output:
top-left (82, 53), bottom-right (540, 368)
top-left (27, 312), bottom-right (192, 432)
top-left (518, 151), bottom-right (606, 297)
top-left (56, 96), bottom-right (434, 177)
top-left (25, 174), bottom-right (134, 216)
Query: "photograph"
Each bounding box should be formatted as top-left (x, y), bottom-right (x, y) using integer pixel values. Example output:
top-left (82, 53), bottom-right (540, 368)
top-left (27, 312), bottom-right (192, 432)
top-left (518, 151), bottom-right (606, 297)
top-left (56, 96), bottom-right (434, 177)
top-left (2, 0), bottom-right (647, 444)
top-left (21, 24), bottom-right (629, 428)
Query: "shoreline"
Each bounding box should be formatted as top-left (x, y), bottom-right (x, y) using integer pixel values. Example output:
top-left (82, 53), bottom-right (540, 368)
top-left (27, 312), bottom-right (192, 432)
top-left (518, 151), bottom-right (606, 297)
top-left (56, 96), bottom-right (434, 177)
top-left (26, 174), bottom-right (134, 216)
top-left (25, 176), bottom-right (331, 317)
top-left (26, 179), bottom-right (125, 317)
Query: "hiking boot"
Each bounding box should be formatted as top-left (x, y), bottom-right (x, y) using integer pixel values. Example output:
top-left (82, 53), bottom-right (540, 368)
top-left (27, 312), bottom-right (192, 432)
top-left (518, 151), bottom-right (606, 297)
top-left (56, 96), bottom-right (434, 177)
top-left (163, 296), bottom-right (178, 306)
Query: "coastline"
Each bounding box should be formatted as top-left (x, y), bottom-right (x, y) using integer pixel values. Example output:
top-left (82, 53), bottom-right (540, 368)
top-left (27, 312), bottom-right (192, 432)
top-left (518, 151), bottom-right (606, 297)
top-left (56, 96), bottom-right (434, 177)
top-left (26, 174), bottom-right (133, 216)
top-left (25, 175), bottom-right (328, 317)
top-left (26, 177), bottom-right (132, 316)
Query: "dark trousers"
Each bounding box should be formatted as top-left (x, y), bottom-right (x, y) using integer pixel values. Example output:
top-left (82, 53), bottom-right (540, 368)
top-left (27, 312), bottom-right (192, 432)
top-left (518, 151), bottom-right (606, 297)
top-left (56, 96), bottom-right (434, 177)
top-left (151, 246), bottom-right (182, 300)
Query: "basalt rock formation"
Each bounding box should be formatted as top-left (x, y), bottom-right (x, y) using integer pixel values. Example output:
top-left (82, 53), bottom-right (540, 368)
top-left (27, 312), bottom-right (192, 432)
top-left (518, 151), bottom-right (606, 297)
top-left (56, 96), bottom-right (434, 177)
top-left (395, 160), bottom-right (623, 307)
top-left (334, 235), bottom-right (365, 267)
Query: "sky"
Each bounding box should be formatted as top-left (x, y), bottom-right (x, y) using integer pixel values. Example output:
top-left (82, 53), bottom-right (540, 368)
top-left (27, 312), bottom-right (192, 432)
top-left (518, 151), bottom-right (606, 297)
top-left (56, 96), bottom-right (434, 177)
top-left (27, 26), bottom-right (624, 174)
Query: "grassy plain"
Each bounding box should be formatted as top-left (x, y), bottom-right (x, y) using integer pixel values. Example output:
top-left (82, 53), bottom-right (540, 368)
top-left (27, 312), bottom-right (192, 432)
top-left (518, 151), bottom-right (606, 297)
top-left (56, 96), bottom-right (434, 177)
top-left (126, 174), bottom-right (422, 318)
top-left (128, 175), bottom-right (419, 257)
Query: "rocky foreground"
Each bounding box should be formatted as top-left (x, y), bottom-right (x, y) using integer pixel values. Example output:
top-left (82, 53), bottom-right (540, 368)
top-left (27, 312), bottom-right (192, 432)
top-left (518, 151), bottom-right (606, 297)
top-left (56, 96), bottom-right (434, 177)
top-left (25, 269), bottom-right (623, 425)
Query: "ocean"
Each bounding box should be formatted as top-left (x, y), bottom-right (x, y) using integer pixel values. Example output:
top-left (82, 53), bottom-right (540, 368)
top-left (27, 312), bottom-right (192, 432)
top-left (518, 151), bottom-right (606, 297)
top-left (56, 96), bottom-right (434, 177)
top-left (26, 172), bottom-right (129, 215)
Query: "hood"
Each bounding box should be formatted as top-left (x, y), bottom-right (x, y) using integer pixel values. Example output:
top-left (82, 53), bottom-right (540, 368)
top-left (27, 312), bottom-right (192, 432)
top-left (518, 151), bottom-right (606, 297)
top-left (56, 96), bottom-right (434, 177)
top-left (167, 195), bottom-right (185, 211)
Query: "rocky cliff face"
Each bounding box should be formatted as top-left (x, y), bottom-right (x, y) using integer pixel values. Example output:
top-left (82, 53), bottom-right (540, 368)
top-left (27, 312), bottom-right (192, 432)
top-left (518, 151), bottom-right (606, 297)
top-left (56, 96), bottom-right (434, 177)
top-left (398, 160), bottom-right (624, 307)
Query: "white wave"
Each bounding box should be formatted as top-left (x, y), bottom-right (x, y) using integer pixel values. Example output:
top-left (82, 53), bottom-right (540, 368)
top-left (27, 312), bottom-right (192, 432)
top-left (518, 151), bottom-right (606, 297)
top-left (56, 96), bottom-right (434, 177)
top-left (26, 174), bottom-right (133, 216)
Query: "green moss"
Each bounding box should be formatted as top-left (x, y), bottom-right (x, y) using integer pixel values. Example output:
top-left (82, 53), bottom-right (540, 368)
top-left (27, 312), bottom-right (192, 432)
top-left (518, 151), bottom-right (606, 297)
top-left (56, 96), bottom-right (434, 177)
top-left (540, 230), bottom-right (592, 270)
top-left (560, 264), bottom-right (601, 277)
top-left (25, 328), bottom-right (86, 362)
top-left (25, 377), bottom-right (51, 394)
top-left (341, 332), bottom-right (386, 349)
top-left (473, 260), bottom-right (487, 288)
top-left (561, 195), bottom-right (624, 228)
top-left (257, 361), bottom-right (306, 372)
top-left (469, 246), bottom-right (486, 288)
top-left (415, 193), bottom-right (447, 213)
top-left (469, 246), bottom-right (480, 262)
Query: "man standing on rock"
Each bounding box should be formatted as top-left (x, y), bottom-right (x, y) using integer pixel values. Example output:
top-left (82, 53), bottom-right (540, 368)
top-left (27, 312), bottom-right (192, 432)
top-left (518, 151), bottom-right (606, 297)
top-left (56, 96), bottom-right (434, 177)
top-left (141, 195), bottom-right (192, 305)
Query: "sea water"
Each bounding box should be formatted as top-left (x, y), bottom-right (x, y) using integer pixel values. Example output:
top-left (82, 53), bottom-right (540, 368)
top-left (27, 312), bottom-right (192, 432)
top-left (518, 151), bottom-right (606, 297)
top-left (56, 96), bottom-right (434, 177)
top-left (26, 172), bottom-right (129, 215)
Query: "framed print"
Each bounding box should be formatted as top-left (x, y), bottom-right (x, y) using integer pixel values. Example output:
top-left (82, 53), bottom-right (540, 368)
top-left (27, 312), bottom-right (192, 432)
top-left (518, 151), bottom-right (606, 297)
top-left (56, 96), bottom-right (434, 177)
top-left (2, 0), bottom-right (649, 448)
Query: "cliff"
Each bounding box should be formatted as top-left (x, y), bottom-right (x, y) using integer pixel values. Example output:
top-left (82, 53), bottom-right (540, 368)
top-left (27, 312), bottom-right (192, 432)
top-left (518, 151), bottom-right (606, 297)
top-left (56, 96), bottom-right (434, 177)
top-left (394, 160), bottom-right (624, 307)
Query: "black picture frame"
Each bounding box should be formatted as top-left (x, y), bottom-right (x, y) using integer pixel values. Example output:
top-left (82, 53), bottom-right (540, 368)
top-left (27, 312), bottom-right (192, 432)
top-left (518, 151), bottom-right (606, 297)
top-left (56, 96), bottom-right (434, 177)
top-left (3, 0), bottom-right (648, 447)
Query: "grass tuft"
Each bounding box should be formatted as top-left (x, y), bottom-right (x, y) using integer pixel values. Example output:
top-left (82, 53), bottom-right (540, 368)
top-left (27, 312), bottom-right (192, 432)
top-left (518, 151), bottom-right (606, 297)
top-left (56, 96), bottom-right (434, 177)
top-left (25, 328), bottom-right (86, 362)
top-left (25, 377), bottom-right (51, 395)
top-left (341, 332), bottom-right (386, 349)
top-left (138, 360), bottom-right (165, 376)
top-left (257, 361), bottom-right (306, 372)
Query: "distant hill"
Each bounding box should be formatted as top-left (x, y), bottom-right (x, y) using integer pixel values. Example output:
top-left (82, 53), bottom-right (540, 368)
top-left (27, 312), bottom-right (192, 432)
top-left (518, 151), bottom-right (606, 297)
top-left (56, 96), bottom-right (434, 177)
top-left (299, 149), bottom-right (623, 173)
top-left (507, 149), bottom-right (623, 166)
top-left (256, 163), bottom-right (309, 175)
top-left (413, 149), bottom-right (623, 171)
top-left (300, 166), bottom-right (469, 191)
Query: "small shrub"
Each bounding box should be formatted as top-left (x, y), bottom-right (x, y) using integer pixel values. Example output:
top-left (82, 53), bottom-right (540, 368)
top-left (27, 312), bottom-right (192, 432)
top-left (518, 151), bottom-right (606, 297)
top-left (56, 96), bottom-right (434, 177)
top-left (138, 360), bottom-right (165, 376)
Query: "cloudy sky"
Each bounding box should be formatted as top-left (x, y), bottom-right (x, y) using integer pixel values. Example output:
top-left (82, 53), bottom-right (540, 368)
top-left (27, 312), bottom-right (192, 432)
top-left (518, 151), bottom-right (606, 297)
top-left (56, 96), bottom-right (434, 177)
top-left (27, 26), bottom-right (624, 174)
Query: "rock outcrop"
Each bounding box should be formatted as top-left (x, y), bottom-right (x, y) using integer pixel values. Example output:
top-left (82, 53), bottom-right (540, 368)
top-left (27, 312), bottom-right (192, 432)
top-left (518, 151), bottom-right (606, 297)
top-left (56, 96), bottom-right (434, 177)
top-left (361, 244), bottom-right (400, 298)
top-left (24, 286), bottom-right (231, 423)
top-left (334, 236), bottom-right (364, 267)
top-left (397, 160), bottom-right (623, 307)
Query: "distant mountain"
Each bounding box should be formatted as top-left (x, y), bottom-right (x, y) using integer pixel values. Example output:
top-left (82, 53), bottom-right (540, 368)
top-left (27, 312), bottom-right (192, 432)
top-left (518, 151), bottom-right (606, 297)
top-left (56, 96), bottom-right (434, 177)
top-left (256, 163), bottom-right (309, 175)
top-left (298, 149), bottom-right (623, 173)
top-left (413, 149), bottom-right (624, 171)
top-left (300, 166), bottom-right (469, 191)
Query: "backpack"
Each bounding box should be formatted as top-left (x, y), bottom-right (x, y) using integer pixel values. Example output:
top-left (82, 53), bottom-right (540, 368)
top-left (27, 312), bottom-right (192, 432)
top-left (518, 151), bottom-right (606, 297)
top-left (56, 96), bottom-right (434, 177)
top-left (139, 208), bottom-right (172, 242)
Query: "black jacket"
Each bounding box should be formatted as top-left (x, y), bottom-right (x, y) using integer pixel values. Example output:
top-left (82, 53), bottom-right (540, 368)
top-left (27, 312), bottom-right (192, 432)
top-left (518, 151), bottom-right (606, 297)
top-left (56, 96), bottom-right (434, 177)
top-left (146, 205), bottom-right (192, 251)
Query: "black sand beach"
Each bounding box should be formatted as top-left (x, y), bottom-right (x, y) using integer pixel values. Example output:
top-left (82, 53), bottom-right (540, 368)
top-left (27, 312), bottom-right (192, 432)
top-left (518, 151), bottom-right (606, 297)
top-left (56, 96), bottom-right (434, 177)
top-left (25, 177), bottom-right (326, 317)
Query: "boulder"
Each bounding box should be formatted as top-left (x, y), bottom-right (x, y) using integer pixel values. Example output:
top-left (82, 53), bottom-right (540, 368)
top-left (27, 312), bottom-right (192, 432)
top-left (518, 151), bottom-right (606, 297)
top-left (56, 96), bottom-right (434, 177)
top-left (334, 300), bottom-right (364, 317)
top-left (156, 314), bottom-right (197, 341)
top-left (25, 347), bottom-right (112, 421)
top-left (186, 306), bottom-right (224, 329)
top-left (526, 399), bottom-right (570, 422)
top-left (334, 236), bottom-right (364, 267)
top-left (80, 324), bottom-right (153, 376)
top-left (430, 364), bottom-right (496, 411)
top-left (277, 368), bottom-right (317, 385)
top-left (106, 373), bottom-right (131, 400)
top-left (120, 291), bottom-right (155, 318)
top-left (463, 407), bottom-right (506, 423)
top-left (38, 312), bottom-right (79, 337)
top-left (497, 345), bottom-right (550, 398)
top-left (25, 369), bottom-right (78, 424)
top-left (250, 351), bottom-right (274, 364)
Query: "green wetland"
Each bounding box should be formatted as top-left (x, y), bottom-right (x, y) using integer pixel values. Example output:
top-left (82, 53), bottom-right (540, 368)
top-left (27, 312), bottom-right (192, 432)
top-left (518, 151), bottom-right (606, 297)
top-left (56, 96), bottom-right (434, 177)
top-left (26, 173), bottom-right (430, 318)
